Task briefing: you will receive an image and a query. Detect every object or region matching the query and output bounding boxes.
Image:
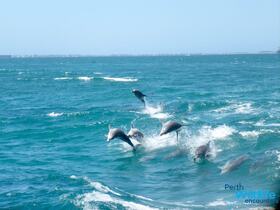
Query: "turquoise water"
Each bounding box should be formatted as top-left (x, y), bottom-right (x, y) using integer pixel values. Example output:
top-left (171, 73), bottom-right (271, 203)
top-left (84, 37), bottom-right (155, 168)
top-left (1, 54), bottom-right (280, 209)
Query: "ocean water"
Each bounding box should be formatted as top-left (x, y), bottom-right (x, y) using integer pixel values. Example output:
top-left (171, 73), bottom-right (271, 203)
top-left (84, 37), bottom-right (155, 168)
top-left (1, 54), bottom-right (280, 210)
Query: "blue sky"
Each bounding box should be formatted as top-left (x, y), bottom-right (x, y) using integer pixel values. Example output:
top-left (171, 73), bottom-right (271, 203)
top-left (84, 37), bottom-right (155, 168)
top-left (0, 0), bottom-right (279, 55)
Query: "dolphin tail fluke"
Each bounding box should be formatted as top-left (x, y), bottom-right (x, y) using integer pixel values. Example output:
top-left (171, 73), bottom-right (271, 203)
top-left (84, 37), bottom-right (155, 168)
top-left (142, 98), bottom-right (146, 108)
top-left (122, 135), bottom-right (135, 150)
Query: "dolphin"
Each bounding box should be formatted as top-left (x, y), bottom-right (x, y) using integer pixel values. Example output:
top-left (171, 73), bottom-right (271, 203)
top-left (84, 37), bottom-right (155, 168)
top-left (127, 126), bottom-right (144, 142)
top-left (132, 89), bottom-right (146, 107)
top-left (220, 155), bottom-right (249, 174)
top-left (107, 125), bottom-right (135, 150)
top-left (194, 141), bottom-right (211, 161)
top-left (160, 121), bottom-right (183, 143)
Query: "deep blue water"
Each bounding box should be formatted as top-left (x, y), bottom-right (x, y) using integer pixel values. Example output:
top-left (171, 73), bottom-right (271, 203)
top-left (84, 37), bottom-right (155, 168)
top-left (1, 54), bottom-right (280, 210)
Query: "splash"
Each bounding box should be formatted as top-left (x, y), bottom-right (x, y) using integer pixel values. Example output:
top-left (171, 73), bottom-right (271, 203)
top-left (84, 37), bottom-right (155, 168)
top-left (184, 125), bottom-right (236, 157)
top-left (142, 103), bottom-right (171, 119)
top-left (141, 134), bottom-right (178, 152)
top-left (47, 112), bottom-right (63, 117)
top-left (78, 76), bottom-right (94, 81)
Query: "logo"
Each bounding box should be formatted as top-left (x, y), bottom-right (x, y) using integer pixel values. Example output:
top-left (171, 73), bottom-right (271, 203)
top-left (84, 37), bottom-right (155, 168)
top-left (225, 183), bottom-right (278, 204)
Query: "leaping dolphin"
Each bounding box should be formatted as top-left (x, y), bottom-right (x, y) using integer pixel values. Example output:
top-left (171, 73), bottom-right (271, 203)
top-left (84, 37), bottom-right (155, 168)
top-left (132, 89), bottom-right (146, 107)
top-left (194, 141), bottom-right (211, 161)
top-left (220, 155), bottom-right (249, 174)
top-left (127, 126), bottom-right (144, 142)
top-left (107, 125), bottom-right (135, 150)
top-left (160, 121), bottom-right (183, 143)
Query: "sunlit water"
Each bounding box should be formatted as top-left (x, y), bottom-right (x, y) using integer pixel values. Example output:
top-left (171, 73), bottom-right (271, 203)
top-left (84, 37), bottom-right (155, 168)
top-left (1, 54), bottom-right (280, 209)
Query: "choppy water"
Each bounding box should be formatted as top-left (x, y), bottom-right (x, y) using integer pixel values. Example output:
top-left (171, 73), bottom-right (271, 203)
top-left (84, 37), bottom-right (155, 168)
top-left (1, 54), bottom-right (280, 209)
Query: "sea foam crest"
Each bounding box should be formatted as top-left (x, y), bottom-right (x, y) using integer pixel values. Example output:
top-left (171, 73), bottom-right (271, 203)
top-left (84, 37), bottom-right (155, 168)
top-left (214, 102), bottom-right (255, 114)
top-left (78, 76), bottom-right (93, 81)
top-left (207, 199), bottom-right (236, 207)
top-left (73, 177), bottom-right (157, 210)
top-left (54, 77), bottom-right (72, 80)
top-left (239, 130), bottom-right (261, 138)
top-left (103, 77), bottom-right (138, 82)
top-left (47, 112), bottom-right (63, 117)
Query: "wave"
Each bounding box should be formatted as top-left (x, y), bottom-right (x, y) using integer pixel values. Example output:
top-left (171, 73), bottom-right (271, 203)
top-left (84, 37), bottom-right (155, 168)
top-left (103, 77), bottom-right (138, 82)
top-left (47, 111), bottom-right (90, 118)
top-left (213, 102), bottom-right (255, 115)
top-left (47, 112), bottom-right (63, 117)
top-left (54, 77), bottom-right (73, 80)
top-left (72, 176), bottom-right (158, 210)
top-left (78, 76), bottom-right (94, 81)
top-left (71, 176), bottom-right (222, 209)
top-left (255, 120), bottom-right (280, 127)
top-left (207, 199), bottom-right (236, 207)
top-left (239, 130), bottom-right (261, 138)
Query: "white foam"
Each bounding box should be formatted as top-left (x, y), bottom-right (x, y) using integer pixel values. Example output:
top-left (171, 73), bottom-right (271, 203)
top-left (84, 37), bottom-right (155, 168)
top-left (142, 104), bottom-right (171, 119)
top-left (255, 120), bottom-right (265, 126)
top-left (240, 131), bottom-right (261, 138)
top-left (267, 150), bottom-right (280, 162)
top-left (238, 121), bottom-right (254, 125)
top-left (235, 103), bottom-right (254, 114)
top-left (47, 112), bottom-right (63, 117)
top-left (54, 77), bottom-right (72, 80)
top-left (89, 181), bottom-right (121, 196)
top-left (255, 120), bottom-right (280, 127)
top-left (214, 102), bottom-right (255, 114)
top-left (103, 77), bottom-right (138, 82)
top-left (264, 123), bottom-right (280, 127)
top-left (207, 199), bottom-right (236, 207)
top-left (76, 191), bottom-right (157, 210)
top-left (185, 125), bottom-right (235, 157)
top-left (78, 76), bottom-right (93, 81)
top-left (205, 125), bottom-right (236, 140)
top-left (188, 103), bottom-right (194, 112)
top-left (70, 175), bottom-right (78, 179)
top-left (93, 72), bottom-right (103, 75)
top-left (141, 134), bottom-right (178, 152)
top-left (74, 178), bottom-right (157, 210)
top-left (131, 194), bottom-right (153, 201)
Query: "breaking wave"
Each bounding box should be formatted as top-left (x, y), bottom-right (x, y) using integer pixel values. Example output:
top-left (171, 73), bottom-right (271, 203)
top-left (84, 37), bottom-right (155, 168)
top-left (72, 177), bottom-right (158, 210)
top-left (103, 77), bottom-right (138, 82)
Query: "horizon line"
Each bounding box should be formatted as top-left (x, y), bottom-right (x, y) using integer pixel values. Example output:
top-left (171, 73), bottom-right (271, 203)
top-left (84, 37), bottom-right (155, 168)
top-left (0, 51), bottom-right (279, 58)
